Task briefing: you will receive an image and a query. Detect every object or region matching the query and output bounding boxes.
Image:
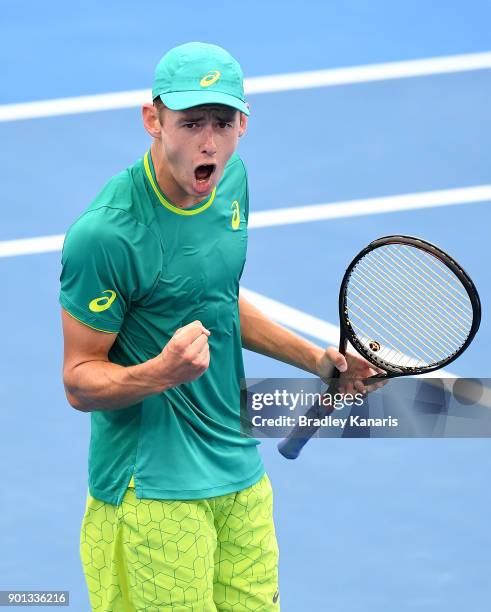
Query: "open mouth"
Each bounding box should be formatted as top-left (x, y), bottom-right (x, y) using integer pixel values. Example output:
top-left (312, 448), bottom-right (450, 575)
top-left (194, 164), bottom-right (216, 183)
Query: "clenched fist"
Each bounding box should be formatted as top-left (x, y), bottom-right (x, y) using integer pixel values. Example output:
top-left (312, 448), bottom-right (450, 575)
top-left (155, 321), bottom-right (211, 388)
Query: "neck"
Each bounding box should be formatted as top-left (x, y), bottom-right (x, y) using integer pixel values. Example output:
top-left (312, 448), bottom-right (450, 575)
top-left (150, 143), bottom-right (203, 209)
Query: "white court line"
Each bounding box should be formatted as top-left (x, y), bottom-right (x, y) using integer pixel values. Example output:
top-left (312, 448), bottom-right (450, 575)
top-left (249, 185), bottom-right (491, 228)
top-left (1, 184), bottom-right (489, 258)
top-left (1, 51), bottom-right (490, 122)
top-left (0, 234), bottom-right (65, 258)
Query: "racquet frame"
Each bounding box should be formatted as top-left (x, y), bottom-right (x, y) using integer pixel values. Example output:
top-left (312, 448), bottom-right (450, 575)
top-left (277, 235), bottom-right (481, 459)
top-left (339, 235), bottom-right (481, 377)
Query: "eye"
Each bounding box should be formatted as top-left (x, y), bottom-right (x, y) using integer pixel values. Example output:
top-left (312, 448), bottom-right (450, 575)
top-left (218, 121), bottom-right (232, 129)
top-left (184, 122), bottom-right (198, 129)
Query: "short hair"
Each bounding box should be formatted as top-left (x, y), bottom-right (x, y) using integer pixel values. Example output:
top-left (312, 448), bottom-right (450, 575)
top-left (153, 97), bottom-right (165, 124)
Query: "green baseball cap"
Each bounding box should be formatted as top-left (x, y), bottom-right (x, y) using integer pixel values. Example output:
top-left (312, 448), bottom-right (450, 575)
top-left (152, 42), bottom-right (249, 116)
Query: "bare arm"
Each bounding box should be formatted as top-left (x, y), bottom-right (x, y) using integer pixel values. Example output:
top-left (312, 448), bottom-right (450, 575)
top-left (238, 293), bottom-right (344, 378)
top-left (62, 309), bottom-right (210, 412)
top-left (238, 293), bottom-right (385, 394)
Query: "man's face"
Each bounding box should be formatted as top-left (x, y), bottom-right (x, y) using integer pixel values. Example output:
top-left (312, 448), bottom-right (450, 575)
top-left (156, 104), bottom-right (246, 200)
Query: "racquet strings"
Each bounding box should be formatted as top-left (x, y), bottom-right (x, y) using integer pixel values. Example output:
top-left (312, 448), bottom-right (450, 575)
top-left (345, 244), bottom-right (474, 372)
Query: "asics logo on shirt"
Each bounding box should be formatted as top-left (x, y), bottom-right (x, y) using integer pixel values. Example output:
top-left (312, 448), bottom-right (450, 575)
top-left (200, 70), bottom-right (221, 87)
top-left (231, 200), bottom-right (240, 230)
top-left (89, 290), bottom-right (117, 312)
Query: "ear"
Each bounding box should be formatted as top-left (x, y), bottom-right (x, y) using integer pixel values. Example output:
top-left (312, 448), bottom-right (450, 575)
top-left (142, 103), bottom-right (162, 139)
top-left (238, 108), bottom-right (249, 138)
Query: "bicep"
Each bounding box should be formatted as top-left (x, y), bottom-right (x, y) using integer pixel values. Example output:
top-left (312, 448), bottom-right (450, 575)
top-left (62, 308), bottom-right (117, 373)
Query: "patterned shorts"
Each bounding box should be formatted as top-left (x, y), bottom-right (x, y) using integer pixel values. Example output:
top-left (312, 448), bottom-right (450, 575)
top-left (80, 473), bottom-right (280, 611)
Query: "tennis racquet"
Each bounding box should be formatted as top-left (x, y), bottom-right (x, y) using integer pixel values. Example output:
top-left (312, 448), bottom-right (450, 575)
top-left (278, 235), bottom-right (481, 459)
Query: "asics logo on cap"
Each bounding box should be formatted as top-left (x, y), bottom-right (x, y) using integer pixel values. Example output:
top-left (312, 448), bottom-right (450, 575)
top-left (200, 70), bottom-right (221, 87)
top-left (89, 290), bottom-right (117, 312)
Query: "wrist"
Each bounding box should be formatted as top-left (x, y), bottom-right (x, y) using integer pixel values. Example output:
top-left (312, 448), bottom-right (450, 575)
top-left (312, 346), bottom-right (326, 376)
top-left (137, 355), bottom-right (171, 394)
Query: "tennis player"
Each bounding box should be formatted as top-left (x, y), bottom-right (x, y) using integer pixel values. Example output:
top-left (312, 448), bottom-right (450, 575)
top-left (60, 42), bottom-right (378, 611)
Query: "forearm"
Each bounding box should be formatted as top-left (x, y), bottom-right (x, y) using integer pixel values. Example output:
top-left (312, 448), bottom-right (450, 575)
top-left (64, 356), bottom-right (166, 412)
top-left (239, 293), bottom-right (330, 376)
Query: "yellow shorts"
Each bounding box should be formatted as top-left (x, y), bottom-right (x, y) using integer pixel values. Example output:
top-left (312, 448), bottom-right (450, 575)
top-left (80, 473), bottom-right (280, 611)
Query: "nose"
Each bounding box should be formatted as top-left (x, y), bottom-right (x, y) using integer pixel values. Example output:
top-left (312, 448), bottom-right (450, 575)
top-left (201, 124), bottom-right (217, 156)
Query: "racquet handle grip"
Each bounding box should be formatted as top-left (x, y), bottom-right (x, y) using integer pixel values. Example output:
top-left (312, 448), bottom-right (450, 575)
top-left (277, 372), bottom-right (342, 460)
top-left (277, 436), bottom-right (309, 459)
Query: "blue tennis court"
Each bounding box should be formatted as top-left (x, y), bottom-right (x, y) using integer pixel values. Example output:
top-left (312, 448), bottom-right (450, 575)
top-left (1, 2), bottom-right (491, 610)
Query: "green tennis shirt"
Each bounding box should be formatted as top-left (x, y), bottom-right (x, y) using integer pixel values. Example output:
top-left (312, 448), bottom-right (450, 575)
top-left (60, 151), bottom-right (264, 505)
